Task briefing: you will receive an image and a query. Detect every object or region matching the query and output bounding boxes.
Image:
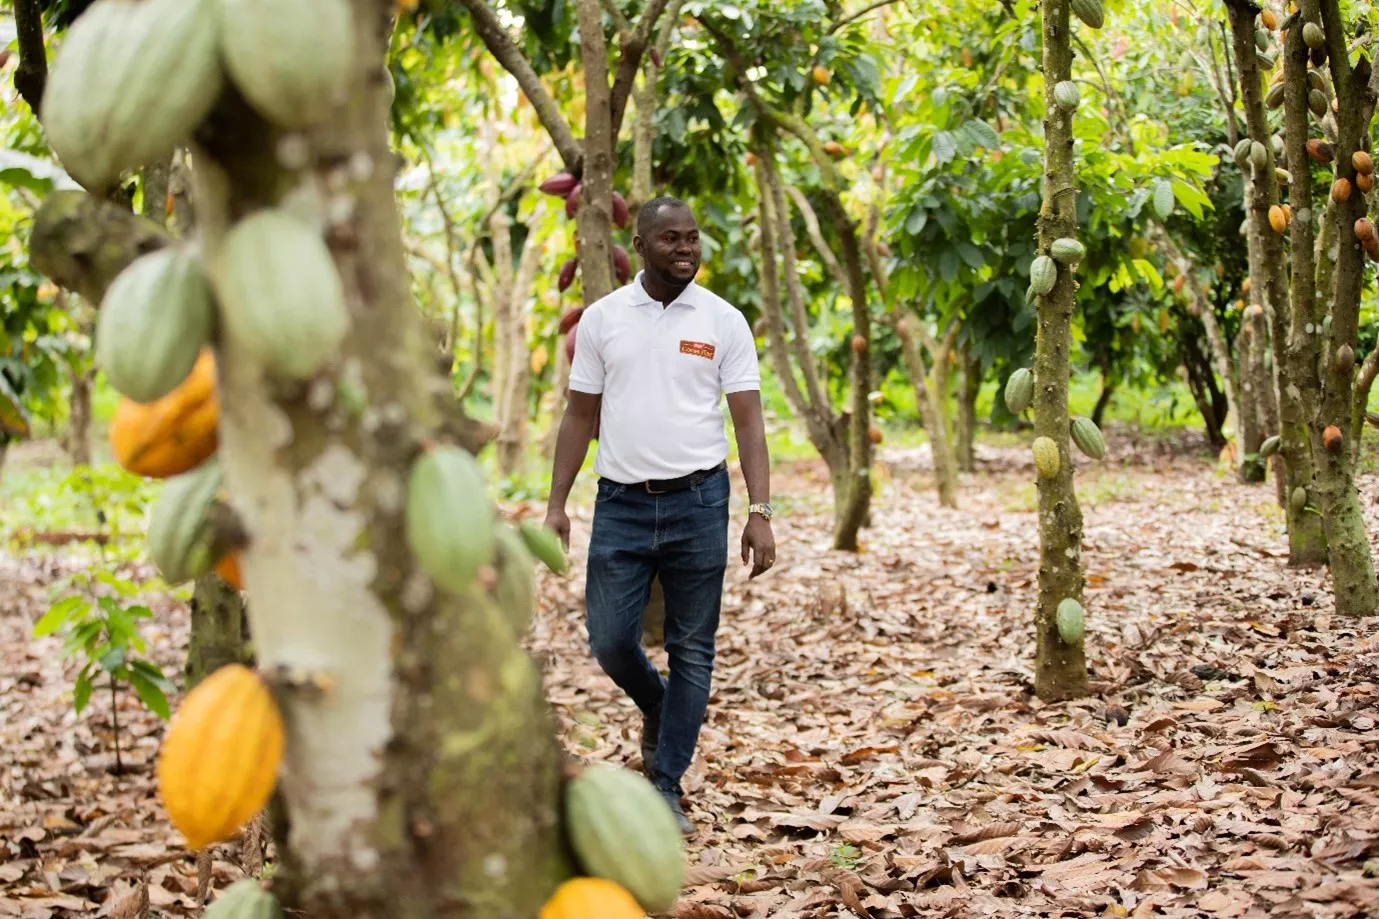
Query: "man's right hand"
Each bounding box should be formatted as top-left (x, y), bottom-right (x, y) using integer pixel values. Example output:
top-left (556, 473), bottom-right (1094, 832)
top-left (544, 506), bottom-right (572, 550)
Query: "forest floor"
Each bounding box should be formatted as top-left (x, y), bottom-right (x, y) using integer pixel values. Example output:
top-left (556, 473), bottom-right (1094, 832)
top-left (4, 428), bottom-right (1379, 918)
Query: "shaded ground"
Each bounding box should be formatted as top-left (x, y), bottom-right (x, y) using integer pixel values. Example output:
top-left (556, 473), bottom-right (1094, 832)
top-left (4, 430), bottom-right (1379, 918)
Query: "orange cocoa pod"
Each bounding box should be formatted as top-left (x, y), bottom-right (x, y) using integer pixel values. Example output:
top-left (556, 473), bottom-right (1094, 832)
top-left (109, 347), bottom-right (219, 479)
top-left (214, 552), bottom-right (243, 591)
top-left (1358, 171), bottom-right (1375, 194)
top-left (1333, 178), bottom-right (1353, 202)
top-left (1323, 424), bottom-right (1344, 454)
top-left (1354, 149), bottom-right (1375, 175)
top-left (1356, 217), bottom-right (1375, 241)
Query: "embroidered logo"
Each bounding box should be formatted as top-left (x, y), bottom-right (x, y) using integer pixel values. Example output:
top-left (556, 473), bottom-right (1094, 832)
top-left (679, 340), bottom-right (716, 360)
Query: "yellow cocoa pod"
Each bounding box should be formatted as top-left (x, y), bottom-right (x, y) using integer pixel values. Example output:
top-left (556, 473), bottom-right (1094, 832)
top-left (1032, 436), bottom-right (1061, 478)
top-left (157, 664), bottom-right (284, 850)
top-left (1268, 204), bottom-right (1287, 233)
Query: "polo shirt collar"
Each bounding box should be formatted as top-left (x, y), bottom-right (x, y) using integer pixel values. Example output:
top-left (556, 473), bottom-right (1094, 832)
top-left (630, 270), bottom-right (698, 308)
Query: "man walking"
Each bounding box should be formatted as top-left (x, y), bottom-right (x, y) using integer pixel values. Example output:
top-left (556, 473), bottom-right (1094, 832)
top-left (544, 196), bottom-right (776, 835)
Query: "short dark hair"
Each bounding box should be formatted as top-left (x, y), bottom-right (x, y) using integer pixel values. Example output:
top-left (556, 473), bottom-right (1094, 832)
top-left (636, 196), bottom-right (692, 236)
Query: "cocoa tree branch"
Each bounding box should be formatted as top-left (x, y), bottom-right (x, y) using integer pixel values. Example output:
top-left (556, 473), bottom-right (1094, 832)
top-left (609, 0), bottom-right (674, 140)
top-left (828, 0), bottom-right (901, 33)
top-left (600, 0), bottom-right (633, 38)
top-left (12, 0), bottom-right (48, 118)
top-left (29, 190), bottom-right (169, 305)
top-left (455, 0), bottom-right (584, 173)
top-left (784, 186), bottom-right (849, 291)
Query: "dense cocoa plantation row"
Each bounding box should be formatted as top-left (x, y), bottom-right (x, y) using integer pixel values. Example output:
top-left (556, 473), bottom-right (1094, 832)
top-left (2, 0), bottom-right (1379, 916)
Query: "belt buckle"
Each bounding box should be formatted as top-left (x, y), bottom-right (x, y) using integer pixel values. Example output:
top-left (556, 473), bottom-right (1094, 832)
top-left (644, 481), bottom-right (667, 494)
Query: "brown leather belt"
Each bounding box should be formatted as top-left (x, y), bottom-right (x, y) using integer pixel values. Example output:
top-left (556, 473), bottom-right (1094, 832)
top-left (610, 461), bottom-right (727, 494)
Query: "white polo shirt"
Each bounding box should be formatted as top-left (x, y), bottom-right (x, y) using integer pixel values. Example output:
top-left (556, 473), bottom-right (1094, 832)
top-left (568, 271), bottom-right (761, 484)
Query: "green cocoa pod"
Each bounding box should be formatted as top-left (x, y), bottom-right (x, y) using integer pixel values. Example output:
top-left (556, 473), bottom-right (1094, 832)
top-left (1004, 367), bottom-right (1035, 414)
top-left (405, 444), bottom-right (496, 594)
top-left (203, 879), bottom-right (282, 919)
top-left (1070, 416), bottom-right (1106, 460)
top-left (1260, 434), bottom-right (1281, 458)
top-left (1250, 141), bottom-right (1269, 170)
top-left (564, 764), bottom-right (685, 913)
top-left (211, 209), bottom-right (350, 381)
top-left (95, 247), bottom-right (215, 404)
top-left (1336, 343), bottom-right (1356, 376)
top-left (1263, 348), bottom-right (1273, 372)
top-left (1257, 50), bottom-right (1277, 70)
top-left (1056, 598), bottom-right (1085, 645)
top-left (1307, 69), bottom-right (1325, 92)
top-left (1290, 485), bottom-right (1308, 512)
top-left (1070, 0), bottom-right (1104, 29)
top-left (39, 0), bottom-right (223, 192)
top-left (1309, 88), bottom-right (1328, 118)
top-left (1255, 28), bottom-right (1270, 52)
top-left (1266, 82), bottom-right (1286, 109)
top-left (1152, 180), bottom-right (1175, 220)
top-left (1053, 80), bottom-right (1080, 111)
top-left (518, 520), bottom-right (568, 574)
top-left (147, 456), bottom-right (224, 586)
top-left (491, 521), bottom-right (536, 635)
top-left (1032, 436), bottom-right (1060, 478)
top-left (1280, 11), bottom-right (1298, 31)
top-left (1030, 255), bottom-right (1058, 295)
top-left (218, 0), bottom-right (355, 130)
top-left (1050, 238), bottom-right (1085, 264)
top-left (1303, 21), bottom-right (1325, 49)
top-left (1234, 138), bottom-right (1254, 167)
top-left (1272, 134), bottom-right (1285, 158)
top-left (1275, 167), bottom-right (1292, 185)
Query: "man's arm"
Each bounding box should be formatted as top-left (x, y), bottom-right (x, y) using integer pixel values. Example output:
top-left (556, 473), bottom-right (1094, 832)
top-left (727, 390), bottom-right (775, 578)
top-left (544, 389), bottom-right (602, 548)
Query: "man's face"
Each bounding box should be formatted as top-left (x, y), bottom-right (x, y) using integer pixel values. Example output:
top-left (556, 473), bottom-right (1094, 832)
top-left (634, 205), bottom-right (701, 285)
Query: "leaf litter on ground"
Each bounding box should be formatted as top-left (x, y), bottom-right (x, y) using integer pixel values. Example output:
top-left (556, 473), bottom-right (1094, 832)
top-left (3, 428), bottom-right (1379, 918)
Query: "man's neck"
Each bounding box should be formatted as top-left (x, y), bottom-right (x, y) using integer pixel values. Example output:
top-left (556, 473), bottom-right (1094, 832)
top-left (640, 272), bottom-right (690, 308)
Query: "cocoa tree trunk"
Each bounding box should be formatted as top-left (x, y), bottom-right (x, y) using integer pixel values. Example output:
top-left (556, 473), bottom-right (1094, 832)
top-left (956, 346), bottom-right (979, 472)
top-left (1285, 0), bottom-right (1379, 616)
top-left (488, 209), bottom-right (544, 477)
top-left (185, 575), bottom-right (251, 689)
top-left (1351, 346), bottom-right (1379, 466)
top-left (1032, 0), bottom-right (1088, 703)
top-left (1227, 0), bottom-right (1329, 567)
top-left (1238, 312), bottom-right (1271, 482)
top-left (34, 5), bottom-right (570, 913)
top-left (65, 361), bottom-right (93, 466)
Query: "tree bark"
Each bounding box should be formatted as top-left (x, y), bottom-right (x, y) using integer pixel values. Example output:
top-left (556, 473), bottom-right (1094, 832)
top-left (956, 346), bottom-right (979, 472)
top-left (12, 0), bottom-right (48, 118)
top-left (574, 0), bottom-right (617, 305)
top-left (1032, 0), bottom-right (1088, 703)
top-left (185, 575), bottom-right (251, 689)
top-left (65, 362), bottom-right (92, 466)
top-left (1292, 0), bottom-right (1379, 616)
top-left (1351, 346), bottom-right (1379, 466)
top-left (1090, 377), bottom-right (1116, 431)
top-left (1237, 313), bottom-right (1270, 482)
top-left (488, 209), bottom-right (544, 477)
top-left (1226, 0), bottom-right (1329, 567)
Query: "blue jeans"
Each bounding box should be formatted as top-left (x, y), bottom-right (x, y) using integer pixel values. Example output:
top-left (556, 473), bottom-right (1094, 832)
top-left (585, 466), bottom-right (730, 796)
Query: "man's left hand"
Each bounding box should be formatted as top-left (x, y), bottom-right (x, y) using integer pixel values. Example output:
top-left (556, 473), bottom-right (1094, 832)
top-left (741, 515), bottom-right (776, 579)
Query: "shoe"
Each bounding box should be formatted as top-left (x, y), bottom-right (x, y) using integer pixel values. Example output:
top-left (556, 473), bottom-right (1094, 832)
top-left (640, 706), bottom-right (660, 776)
top-left (658, 787), bottom-right (696, 837)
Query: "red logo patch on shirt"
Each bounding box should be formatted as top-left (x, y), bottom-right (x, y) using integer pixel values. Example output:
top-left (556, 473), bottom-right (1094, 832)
top-left (680, 340), bottom-right (716, 360)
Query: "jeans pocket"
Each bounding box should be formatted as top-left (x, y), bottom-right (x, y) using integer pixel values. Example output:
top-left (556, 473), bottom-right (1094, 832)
top-left (693, 469), bottom-right (731, 508)
top-left (595, 479), bottom-right (625, 504)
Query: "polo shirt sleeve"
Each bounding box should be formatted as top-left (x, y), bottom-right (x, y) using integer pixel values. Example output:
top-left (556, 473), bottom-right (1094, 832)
top-left (567, 307), bottom-right (605, 394)
top-left (719, 308), bottom-right (761, 394)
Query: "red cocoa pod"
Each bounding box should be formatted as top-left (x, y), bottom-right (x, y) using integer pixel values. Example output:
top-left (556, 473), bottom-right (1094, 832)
top-left (539, 172), bottom-right (578, 197)
top-left (650, 48), bottom-right (662, 68)
top-left (612, 191), bottom-right (629, 229)
top-left (558, 306), bottom-right (585, 335)
top-left (613, 245), bottom-right (631, 283)
top-left (557, 258), bottom-right (578, 292)
top-left (565, 182), bottom-right (582, 219)
top-left (565, 324), bottom-right (578, 362)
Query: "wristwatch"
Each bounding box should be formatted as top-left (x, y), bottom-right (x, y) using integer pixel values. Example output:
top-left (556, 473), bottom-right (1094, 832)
top-left (748, 502), bottom-right (774, 520)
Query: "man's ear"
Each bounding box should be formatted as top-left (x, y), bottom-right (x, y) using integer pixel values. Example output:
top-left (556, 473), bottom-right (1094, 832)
top-left (632, 234), bottom-right (646, 257)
